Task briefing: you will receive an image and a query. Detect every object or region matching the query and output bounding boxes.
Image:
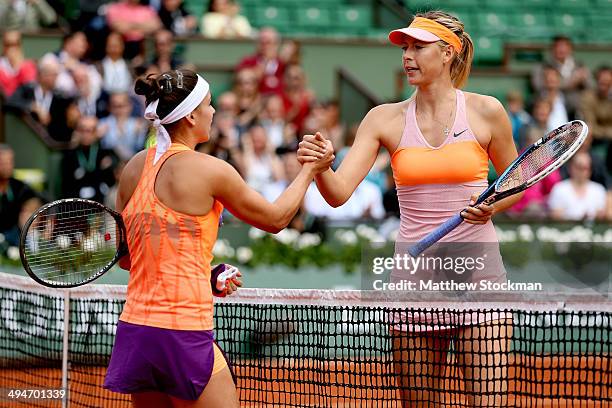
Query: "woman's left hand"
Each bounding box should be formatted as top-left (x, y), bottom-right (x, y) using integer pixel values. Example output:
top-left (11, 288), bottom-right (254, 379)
top-left (461, 192), bottom-right (495, 225)
top-left (213, 264), bottom-right (243, 297)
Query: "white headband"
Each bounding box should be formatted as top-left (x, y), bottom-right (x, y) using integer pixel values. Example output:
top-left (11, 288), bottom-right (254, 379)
top-left (144, 74), bottom-right (210, 164)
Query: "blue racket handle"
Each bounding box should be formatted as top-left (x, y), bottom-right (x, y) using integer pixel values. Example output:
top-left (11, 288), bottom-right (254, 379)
top-left (408, 214), bottom-right (464, 257)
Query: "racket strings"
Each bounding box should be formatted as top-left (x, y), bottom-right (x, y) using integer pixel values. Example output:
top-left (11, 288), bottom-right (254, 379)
top-left (497, 123), bottom-right (583, 193)
top-left (23, 202), bottom-right (121, 284)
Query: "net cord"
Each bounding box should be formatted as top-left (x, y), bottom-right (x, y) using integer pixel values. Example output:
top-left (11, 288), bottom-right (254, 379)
top-left (0, 272), bottom-right (609, 311)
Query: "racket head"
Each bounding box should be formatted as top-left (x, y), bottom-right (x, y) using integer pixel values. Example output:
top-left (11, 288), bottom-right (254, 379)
top-left (19, 198), bottom-right (127, 288)
top-left (492, 120), bottom-right (588, 200)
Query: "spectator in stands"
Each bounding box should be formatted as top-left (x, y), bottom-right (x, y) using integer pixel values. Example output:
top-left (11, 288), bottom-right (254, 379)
top-left (148, 29), bottom-right (184, 73)
top-left (0, 144), bottom-right (42, 246)
top-left (302, 100), bottom-right (325, 136)
top-left (158, 0), bottom-right (197, 36)
top-left (537, 64), bottom-right (569, 131)
top-left (509, 123), bottom-right (562, 219)
top-left (549, 152), bottom-right (607, 221)
top-left (279, 39), bottom-right (302, 66)
top-left (304, 175), bottom-right (385, 221)
top-left (321, 100), bottom-right (345, 150)
top-left (519, 98), bottom-right (551, 150)
top-left (560, 132), bottom-right (611, 199)
top-left (505, 90), bottom-right (531, 147)
top-left (0, 0), bottom-right (57, 30)
top-left (260, 95), bottom-right (290, 149)
top-left (41, 31), bottom-right (102, 99)
top-left (6, 58), bottom-right (60, 127)
top-left (261, 147), bottom-right (324, 234)
top-left (73, 64), bottom-right (101, 117)
top-left (233, 68), bottom-right (263, 129)
top-left (202, 111), bottom-right (244, 175)
top-left (201, 0), bottom-right (253, 39)
top-left (216, 91), bottom-right (240, 116)
top-left (61, 115), bottom-right (117, 203)
top-left (261, 147), bottom-right (299, 202)
top-left (281, 64), bottom-right (315, 136)
top-left (105, 0), bottom-right (161, 59)
top-left (76, 0), bottom-right (108, 33)
top-left (0, 31), bottom-right (37, 98)
top-left (236, 27), bottom-right (285, 95)
top-left (99, 92), bottom-right (147, 161)
top-left (531, 35), bottom-right (593, 114)
top-left (242, 124), bottom-right (284, 193)
top-left (98, 32), bottom-right (133, 95)
top-left (579, 65), bottom-right (612, 174)
top-left (48, 95), bottom-right (81, 143)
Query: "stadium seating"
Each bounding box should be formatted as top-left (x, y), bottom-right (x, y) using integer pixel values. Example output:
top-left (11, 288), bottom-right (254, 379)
top-left (512, 11), bottom-right (550, 40)
top-left (472, 36), bottom-right (504, 65)
top-left (474, 11), bottom-right (512, 36)
top-left (336, 5), bottom-right (373, 34)
top-left (252, 6), bottom-right (291, 31)
top-left (552, 13), bottom-right (586, 38)
top-left (177, 0), bottom-right (611, 60)
top-left (296, 7), bottom-right (333, 30)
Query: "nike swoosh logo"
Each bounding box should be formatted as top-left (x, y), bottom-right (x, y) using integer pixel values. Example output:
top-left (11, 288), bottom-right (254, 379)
top-left (453, 129), bottom-right (468, 138)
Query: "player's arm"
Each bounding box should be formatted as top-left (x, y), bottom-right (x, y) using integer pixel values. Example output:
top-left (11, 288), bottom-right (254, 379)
top-left (486, 97), bottom-right (524, 214)
top-left (298, 107), bottom-right (382, 207)
top-left (115, 150), bottom-right (148, 270)
top-left (211, 153), bottom-right (333, 233)
top-left (462, 96), bottom-right (523, 224)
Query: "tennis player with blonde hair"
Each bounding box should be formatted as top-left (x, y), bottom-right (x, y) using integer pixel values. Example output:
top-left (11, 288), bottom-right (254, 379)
top-left (298, 11), bottom-right (522, 407)
top-left (103, 69), bottom-right (333, 408)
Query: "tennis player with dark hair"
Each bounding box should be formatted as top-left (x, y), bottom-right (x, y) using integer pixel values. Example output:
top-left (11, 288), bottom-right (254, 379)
top-left (298, 11), bottom-right (522, 407)
top-left (103, 69), bottom-right (333, 408)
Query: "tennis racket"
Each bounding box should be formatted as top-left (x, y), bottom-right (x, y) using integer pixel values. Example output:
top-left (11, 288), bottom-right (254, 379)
top-left (408, 120), bottom-right (588, 257)
top-left (19, 198), bottom-right (128, 288)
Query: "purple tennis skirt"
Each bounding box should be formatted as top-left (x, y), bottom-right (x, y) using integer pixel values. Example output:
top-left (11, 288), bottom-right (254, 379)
top-left (104, 320), bottom-right (224, 400)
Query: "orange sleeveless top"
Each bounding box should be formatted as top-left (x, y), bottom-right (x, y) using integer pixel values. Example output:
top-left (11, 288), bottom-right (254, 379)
top-left (119, 144), bottom-right (223, 330)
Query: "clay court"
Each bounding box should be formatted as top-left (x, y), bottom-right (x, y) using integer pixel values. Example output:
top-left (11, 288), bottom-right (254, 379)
top-left (1, 354), bottom-right (609, 407)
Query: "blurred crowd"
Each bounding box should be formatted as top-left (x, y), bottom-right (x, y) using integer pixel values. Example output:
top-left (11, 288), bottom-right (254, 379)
top-left (505, 36), bottom-right (611, 222)
top-left (0, 1), bottom-right (610, 249)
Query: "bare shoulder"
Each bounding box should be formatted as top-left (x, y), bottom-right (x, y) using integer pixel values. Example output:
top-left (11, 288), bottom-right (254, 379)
top-left (464, 92), bottom-right (506, 119)
top-left (174, 150), bottom-right (237, 181)
top-left (122, 149), bottom-right (149, 183)
top-left (367, 101), bottom-right (407, 122)
top-left (362, 100), bottom-right (407, 134)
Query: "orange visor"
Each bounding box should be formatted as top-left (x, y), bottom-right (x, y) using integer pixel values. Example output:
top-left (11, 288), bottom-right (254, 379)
top-left (389, 17), bottom-right (463, 52)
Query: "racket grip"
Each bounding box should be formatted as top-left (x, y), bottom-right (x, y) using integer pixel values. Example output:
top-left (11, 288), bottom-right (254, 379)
top-left (408, 214), bottom-right (464, 257)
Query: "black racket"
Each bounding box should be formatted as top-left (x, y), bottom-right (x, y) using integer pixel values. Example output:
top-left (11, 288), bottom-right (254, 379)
top-left (409, 120), bottom-right (588, 256)
top-left (19, 198), bottom-right (128, 288)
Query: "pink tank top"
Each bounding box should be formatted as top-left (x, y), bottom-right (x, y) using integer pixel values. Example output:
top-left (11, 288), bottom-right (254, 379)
top-left (389, 91), bottom-right (508, 331)
top-left (390, 90), bottom-right (498, 243)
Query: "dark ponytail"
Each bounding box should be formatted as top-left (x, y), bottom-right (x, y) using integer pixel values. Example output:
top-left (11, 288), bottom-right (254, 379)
top-left (134, 69), bottom-right (200, 119)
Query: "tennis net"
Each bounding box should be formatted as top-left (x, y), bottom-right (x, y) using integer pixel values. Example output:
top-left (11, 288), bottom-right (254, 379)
top-left (0, 272), bottom-right (609, 407)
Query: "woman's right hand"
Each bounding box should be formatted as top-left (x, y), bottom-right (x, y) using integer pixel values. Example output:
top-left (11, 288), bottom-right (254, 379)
top-left (298, 132), bottom-right (334, 164)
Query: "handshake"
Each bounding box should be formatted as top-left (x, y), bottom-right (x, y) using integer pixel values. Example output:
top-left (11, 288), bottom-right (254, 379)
top-left (297, 132), bottom-right (335, 175)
